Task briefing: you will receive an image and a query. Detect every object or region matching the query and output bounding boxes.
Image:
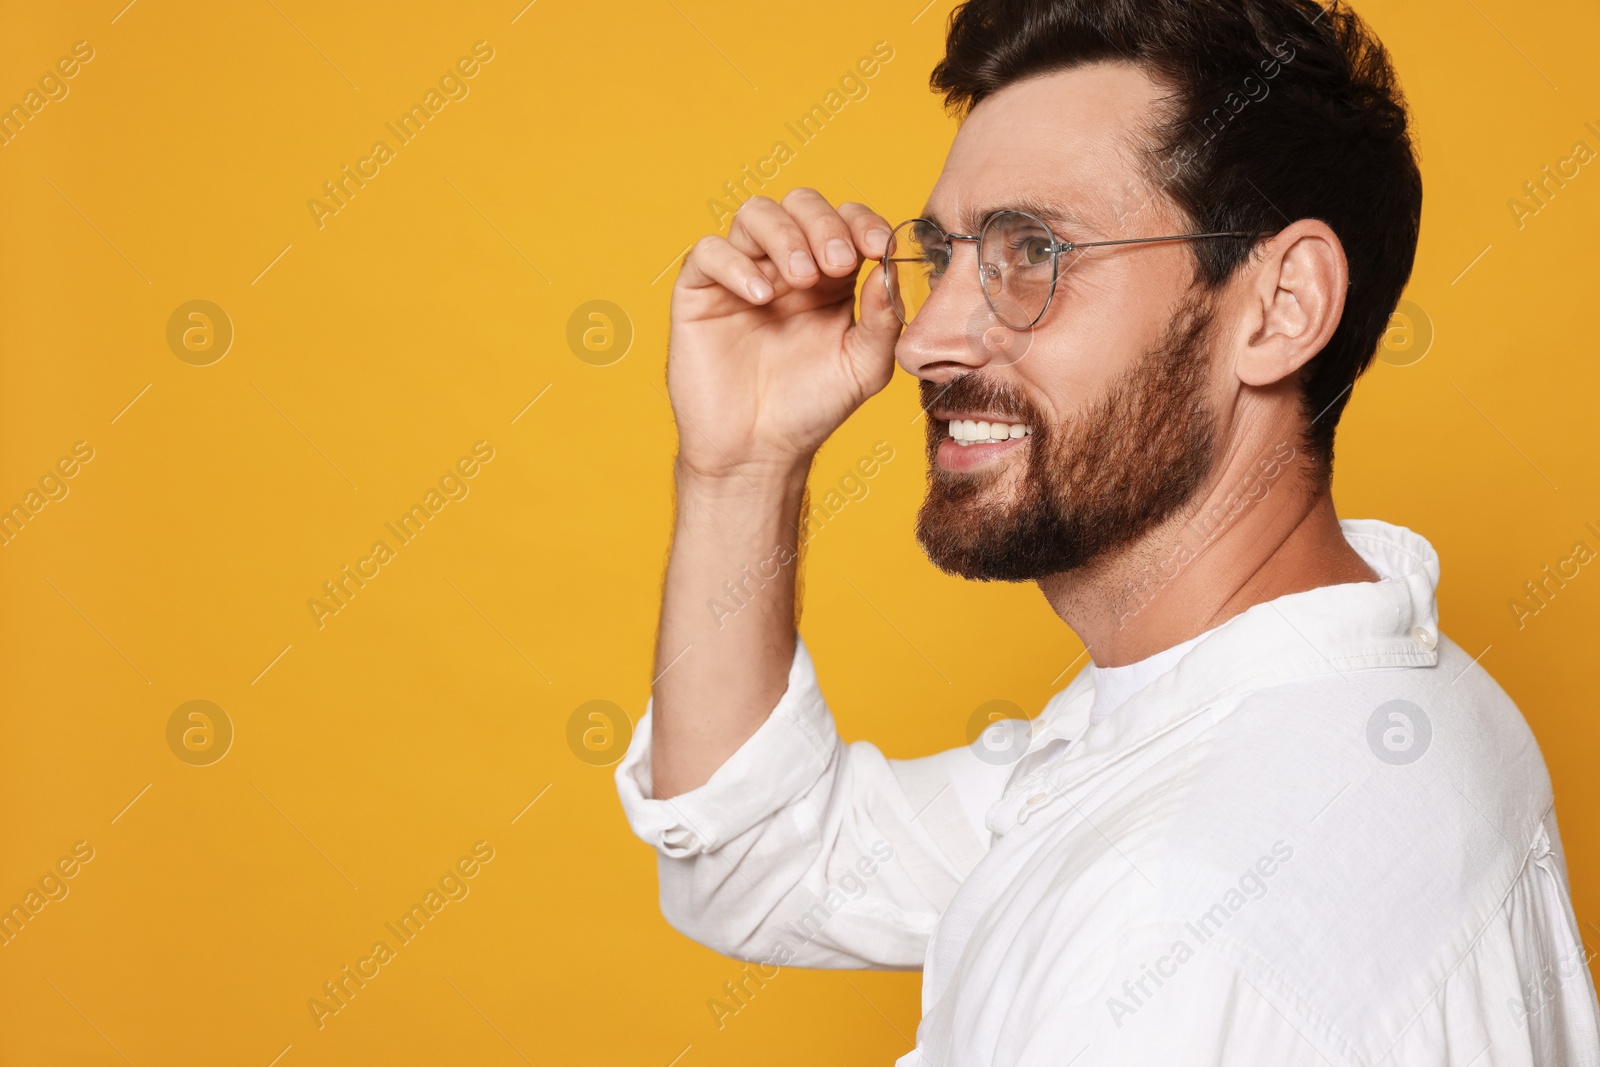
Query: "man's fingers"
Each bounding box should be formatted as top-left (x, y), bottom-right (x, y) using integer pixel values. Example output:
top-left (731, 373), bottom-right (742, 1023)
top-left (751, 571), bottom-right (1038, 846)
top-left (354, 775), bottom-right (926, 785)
top-left (838, 201), bottom-right (895, 260)
top-left (728, 196), bottom-right (823, 288)
top-left (716, 190), bottom-right (896, 296)
top-left (776, 188), bottom-right (862, 279)
top-left (854, 260), bottom-right (903, 344)
top-left (681, 234), bottom-right (777, 304)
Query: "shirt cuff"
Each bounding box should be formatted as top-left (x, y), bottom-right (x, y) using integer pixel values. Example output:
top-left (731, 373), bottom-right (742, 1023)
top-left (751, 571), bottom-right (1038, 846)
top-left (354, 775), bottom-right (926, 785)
top-left (614, 634), bottom-right (839, 858)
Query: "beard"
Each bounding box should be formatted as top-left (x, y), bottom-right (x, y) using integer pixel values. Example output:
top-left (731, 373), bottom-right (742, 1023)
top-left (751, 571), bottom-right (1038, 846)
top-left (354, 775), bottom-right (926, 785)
top-left (914, 289), bottom-right (1221, 582)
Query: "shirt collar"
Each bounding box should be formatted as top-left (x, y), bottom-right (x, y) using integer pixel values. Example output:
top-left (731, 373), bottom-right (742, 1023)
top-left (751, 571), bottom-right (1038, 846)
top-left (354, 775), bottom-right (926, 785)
top-left (993, 518), bottom-right (1442, 830)
top-left (1087, 623), bottom-right (1214, 724)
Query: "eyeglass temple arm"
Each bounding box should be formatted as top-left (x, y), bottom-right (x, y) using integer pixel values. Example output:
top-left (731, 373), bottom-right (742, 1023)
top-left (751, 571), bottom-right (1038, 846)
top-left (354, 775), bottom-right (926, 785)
top-left (1058, 230), bottom-right (1270, 252)
top-left (876, 228), bottom-right (1270, 262)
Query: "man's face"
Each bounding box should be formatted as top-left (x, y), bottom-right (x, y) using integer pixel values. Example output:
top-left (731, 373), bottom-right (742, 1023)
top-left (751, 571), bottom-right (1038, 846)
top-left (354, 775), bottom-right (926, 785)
top-left (895, 62), bottom-right (1226, 582)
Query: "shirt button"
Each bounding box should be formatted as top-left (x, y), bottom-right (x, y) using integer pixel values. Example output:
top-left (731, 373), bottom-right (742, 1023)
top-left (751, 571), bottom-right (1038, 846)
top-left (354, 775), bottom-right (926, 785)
top-left (668, 831), bottom-right (698, 850)
top-left (1409, 625), bottom-right (1437, 651)
top-left (1026, 793), bottom-right (1049, 806)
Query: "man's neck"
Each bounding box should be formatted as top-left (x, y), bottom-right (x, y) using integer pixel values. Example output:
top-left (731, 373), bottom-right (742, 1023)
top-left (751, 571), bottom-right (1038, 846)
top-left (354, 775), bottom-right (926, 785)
top-left (1036, 442), bottom-right (1380, 668)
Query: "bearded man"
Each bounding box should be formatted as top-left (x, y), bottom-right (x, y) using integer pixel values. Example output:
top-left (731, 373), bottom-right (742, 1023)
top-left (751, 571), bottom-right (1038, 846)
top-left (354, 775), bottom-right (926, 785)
top-left (614, 0), bottom-right (1600, 1062)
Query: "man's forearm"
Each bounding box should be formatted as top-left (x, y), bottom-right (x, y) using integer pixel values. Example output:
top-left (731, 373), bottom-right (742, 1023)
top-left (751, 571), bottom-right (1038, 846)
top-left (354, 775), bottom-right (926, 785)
top-left (650, 457), bottom-right (811, 799)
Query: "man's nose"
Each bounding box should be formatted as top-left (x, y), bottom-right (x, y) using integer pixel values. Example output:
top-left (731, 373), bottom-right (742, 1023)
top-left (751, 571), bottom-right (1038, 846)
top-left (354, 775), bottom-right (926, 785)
top-left (897, 243), bottom-right (1037, 383)
top-left (894, 239), bottom-right (996, 384)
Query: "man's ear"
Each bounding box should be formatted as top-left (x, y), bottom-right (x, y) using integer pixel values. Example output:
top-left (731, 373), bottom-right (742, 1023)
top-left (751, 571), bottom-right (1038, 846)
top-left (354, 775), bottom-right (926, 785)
top-left (1235, 219), bottom-right (1348, 388)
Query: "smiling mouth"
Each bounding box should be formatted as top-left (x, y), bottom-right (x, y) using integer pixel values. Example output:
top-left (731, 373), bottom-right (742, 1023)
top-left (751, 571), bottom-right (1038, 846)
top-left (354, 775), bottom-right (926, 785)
top-left (945, 418), bottom-right (1034, 446)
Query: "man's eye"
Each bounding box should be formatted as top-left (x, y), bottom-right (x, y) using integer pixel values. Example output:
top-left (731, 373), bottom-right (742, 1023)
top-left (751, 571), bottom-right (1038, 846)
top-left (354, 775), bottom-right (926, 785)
top-left (924, 249), bottom-right (951, 274)
top-left (1022, 238), bottom-right (1053, 266)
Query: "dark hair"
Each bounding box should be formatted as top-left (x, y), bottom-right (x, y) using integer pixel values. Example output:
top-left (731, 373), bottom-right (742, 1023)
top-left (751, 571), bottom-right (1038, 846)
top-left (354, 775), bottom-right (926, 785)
top-left (929, 0), bottom-right (1422, 490)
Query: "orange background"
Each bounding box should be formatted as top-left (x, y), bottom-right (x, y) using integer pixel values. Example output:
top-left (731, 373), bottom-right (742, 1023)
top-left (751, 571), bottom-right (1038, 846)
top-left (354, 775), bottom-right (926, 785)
top-left (1, 0), bottom-right (1597, 1063)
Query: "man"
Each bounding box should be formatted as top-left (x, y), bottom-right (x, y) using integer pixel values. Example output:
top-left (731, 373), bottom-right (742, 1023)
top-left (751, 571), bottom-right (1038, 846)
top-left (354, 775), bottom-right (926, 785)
top-left (615, 0), bottom-right (1600, 1062)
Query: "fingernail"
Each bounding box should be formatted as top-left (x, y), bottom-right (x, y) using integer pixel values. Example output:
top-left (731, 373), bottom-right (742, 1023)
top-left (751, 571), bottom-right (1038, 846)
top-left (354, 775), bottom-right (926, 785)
top-left (868, 228), bottom-right (892, 256)
top-left (747, 276), bottom-right (773, 302)
top-left (789, 250), bottom-right (816, 277)
top-left (825, 239), bottom-right (853, 268)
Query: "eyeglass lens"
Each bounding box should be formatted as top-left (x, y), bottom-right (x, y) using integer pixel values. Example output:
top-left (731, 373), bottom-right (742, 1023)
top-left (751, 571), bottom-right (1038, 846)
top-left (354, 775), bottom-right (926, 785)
top-left (883, 210), bottom-right (1056, 330)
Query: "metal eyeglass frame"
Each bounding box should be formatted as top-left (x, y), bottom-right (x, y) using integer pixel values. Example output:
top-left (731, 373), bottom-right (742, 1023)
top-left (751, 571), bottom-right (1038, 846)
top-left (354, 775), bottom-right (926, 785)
top-left (881, 210), bottom-right (1273, 330)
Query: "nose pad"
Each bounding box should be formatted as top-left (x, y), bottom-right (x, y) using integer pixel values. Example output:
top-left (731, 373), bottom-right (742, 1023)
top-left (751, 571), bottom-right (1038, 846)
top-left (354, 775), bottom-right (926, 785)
top-left (963, 303), bottom-right (1035, 367)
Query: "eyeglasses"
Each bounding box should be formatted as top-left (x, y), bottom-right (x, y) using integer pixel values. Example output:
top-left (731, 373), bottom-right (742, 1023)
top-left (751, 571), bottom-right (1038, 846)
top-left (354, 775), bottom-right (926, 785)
top-left (881, 209), bottom-right (1270, 331)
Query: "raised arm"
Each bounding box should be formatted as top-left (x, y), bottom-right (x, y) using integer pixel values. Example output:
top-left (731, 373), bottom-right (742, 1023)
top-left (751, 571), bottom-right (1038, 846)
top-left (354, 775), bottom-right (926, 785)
top-left (650, 190), bottom-right (901, 799)
top-left (616, 191), bottom-right (1015, 969)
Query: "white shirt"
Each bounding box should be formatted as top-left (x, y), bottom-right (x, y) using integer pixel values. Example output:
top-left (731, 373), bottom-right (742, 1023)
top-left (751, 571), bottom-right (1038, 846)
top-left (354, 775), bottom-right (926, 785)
top-left (1087, 624), bottom-right (1212, 725)
top-left (615, 518), bottom-right (1600, 1065)
top-left (1004, 622), bottom-right (1216, 787)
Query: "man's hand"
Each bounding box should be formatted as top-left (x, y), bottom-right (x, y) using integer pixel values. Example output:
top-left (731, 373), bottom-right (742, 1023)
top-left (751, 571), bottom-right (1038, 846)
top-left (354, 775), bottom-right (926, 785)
top-left (667, 189), bottom-right (902, 480)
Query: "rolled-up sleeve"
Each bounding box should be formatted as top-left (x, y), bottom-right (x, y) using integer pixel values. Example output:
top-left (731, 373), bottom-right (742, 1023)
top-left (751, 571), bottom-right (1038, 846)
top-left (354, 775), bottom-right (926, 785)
top-left (615, 634), bottom-right (1012, 969)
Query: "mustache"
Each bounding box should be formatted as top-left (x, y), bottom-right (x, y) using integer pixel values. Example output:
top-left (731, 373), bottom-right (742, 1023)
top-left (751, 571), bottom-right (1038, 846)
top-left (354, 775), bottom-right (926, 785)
top-left (918, 374), bottom-right (1041, 429)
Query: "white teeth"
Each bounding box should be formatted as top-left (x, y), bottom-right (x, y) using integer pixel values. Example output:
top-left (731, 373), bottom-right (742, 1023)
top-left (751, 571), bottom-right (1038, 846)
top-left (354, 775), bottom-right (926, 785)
top-left (948, 419), bottom-right (1032, 443)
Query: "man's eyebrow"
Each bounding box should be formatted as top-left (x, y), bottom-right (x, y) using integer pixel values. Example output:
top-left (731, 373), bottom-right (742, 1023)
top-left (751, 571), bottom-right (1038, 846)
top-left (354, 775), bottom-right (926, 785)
top-left (920, 195), bottom-right (1101, 237)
